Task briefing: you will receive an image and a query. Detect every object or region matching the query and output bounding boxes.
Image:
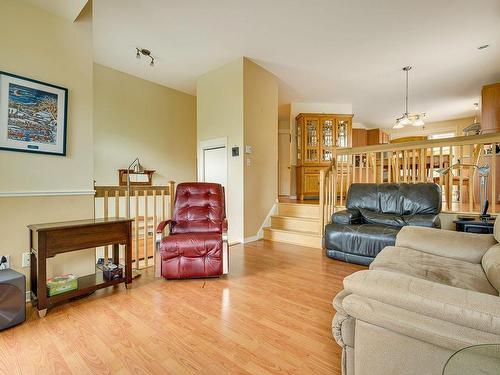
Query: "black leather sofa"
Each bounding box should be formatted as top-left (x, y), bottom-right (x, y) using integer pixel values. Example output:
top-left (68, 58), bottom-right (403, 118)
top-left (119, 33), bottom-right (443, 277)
top-left (324, 183), bottom-right (442, 265)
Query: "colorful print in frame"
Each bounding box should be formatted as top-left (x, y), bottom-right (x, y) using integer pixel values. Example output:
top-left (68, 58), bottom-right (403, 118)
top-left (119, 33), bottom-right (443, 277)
top-left (0, 71), bottom-right (68, 155)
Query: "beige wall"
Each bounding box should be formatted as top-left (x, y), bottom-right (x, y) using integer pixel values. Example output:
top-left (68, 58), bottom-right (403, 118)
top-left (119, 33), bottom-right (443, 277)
top-left (197, 58), bottom-right (245, 243)
top-left (93, 64), bottom-right (197, 185)
top-left (197, 57), bottom-right (279, 242)
top-left (0, 0), bottom-right (95, 286)
top-left (243, 59), bottom-right (278, 238)
top-left (387, 117), bottom-right (475, 139)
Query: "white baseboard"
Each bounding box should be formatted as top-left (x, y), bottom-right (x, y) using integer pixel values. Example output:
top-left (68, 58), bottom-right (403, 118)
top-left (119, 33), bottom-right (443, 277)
top-left (243, 235), bottom-right (261, 243)
top-left (289, 195), bottom-right (297, 199)
top-left (243, 203), bottom-right (277, 244)
top-left (25, 291), bottom-right (31, 302)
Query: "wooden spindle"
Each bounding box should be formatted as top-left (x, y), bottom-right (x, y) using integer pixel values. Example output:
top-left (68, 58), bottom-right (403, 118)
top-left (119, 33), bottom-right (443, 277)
top-left (492, 144), bottom-right (497, 214)
top-left (439, 147), bottom-right (444, 207)
top-left (319, 169), bottom-right (325, 234)
top-left (143, 190), bottom-right (148, 268)
top-left (420, 148), bottom-right (425, 182)
top-left (469, 144), bottom-right (473, 212)
top-left (104, 191), bottom-right (109, 263)
top-left (429, 147), bottom-right (434, 183)
top-left (340, 157), bottom-right (344, 207)
top-left (346, 155), bottom-right (351, 193)
top-left (115, 190), bottom-right (119, 217)
top-left (380, 152), bottom-right (384, 183)
top-left (135, 191), bottom-right (140, 270)
top-left (387, 151), bottom-right (392, 183)
top-left (169, 181), bottom-right (176, 219)
top-left (412, 149), bottom-right (416, 183)
top-left (403, 150), bottom-right (408, 182)
top-left (152, 190), bottom-right (157, 268)
top-left (161, 190), bottom-right (166, 221)
top-left (333, 164), bottom-right (338, 207)
top-left (125, 189), bottom-right (130, 218)
top-left (365, 153), bottom-right (369, 182)
top-left (448, 146), bottom-right (454, 211)
top-left (458, 146), bottom-right (463, 212)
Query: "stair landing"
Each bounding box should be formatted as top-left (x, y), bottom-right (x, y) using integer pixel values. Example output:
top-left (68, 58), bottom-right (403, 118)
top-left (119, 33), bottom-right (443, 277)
top-left (263, 200), bottom-right (322, 249)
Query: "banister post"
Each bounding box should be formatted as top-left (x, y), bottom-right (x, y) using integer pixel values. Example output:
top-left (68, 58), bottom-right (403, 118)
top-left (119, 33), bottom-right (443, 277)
top-left (319, 169), bottom-right (325, 237)
top-left (168, 181), bottom-right (176, 219)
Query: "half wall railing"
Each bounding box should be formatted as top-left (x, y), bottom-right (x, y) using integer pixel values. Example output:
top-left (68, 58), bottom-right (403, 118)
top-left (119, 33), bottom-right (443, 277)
top-left (319, 133), bottom-right (500, 235)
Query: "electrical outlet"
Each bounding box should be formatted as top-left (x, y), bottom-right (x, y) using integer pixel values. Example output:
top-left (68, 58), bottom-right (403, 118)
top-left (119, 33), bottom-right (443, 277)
top-left (22, 252), bottom-right (30, 268)
top-left (0, 255), bottom-right (10, 270)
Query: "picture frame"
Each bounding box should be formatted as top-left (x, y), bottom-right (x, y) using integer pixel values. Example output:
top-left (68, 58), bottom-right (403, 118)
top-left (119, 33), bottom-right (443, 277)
top-left (0, 71), bottom-right (68, 156)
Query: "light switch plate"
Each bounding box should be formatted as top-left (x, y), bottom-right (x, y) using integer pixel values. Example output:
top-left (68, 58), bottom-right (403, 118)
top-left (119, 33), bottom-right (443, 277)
top-left (245, 145), bottom-right (252, 154)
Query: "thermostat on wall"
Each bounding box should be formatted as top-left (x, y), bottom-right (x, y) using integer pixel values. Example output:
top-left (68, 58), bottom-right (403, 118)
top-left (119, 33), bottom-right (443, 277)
top-left (245, 145), bottom-right (252, 154)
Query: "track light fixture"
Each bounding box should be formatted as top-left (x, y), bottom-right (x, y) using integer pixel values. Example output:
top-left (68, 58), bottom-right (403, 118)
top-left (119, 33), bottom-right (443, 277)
top-left (135, 48), bottom-right (155, 67)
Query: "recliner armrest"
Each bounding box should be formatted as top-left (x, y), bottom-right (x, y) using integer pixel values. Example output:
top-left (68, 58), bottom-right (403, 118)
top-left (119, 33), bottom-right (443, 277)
top-left (343, 270), bottom-right (500, 336)
top-left (396, 226), bottom-right (496, 263)
top-left (156, 220), bottom-right (173, 234)
top-left (331, 209), bottom-right (361, 225)
top-left (402, 213), bottom-right (441, 228)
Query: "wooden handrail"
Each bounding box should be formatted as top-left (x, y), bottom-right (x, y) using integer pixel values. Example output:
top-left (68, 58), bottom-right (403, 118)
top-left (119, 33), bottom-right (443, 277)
top-left (332, 132), bottom-right (500, 155)
top-left (94, 185), bottom-right (172, 198)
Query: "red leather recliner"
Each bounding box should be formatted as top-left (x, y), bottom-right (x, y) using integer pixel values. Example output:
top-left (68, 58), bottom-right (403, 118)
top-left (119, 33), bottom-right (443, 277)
top-left (156, 182), bottom-right (228, 279)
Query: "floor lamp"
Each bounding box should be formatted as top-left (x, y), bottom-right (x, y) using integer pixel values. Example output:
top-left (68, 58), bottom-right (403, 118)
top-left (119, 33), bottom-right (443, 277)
top-left (436, 162), bottom-right (490, 219)
top-left (126, 157), bottom-right (144, 278)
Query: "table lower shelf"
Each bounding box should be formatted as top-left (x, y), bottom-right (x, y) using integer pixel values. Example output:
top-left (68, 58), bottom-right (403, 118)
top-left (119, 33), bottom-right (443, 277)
top-left (32, 268), bottom-right (128, 306)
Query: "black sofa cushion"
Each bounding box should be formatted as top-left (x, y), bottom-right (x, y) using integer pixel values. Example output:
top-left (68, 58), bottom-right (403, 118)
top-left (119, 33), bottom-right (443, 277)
top-left (325, 223), bottom-right (400, 261)
top-left (325, 183), bottom-right (442, 266)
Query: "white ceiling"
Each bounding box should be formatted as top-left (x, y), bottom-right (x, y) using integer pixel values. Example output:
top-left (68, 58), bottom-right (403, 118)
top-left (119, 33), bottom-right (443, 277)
top-left (94, 1), bottom-right (498, 127)
top-left (23, 0), bottom-right (88, 21)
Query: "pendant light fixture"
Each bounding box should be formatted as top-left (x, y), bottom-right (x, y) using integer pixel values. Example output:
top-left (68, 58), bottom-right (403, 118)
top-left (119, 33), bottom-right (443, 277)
top-left (394, 66), bottom-right (426, 128)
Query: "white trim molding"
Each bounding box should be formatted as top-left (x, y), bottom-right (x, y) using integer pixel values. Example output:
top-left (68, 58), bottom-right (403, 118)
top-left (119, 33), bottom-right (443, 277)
top-left (197, 137), bottom-right (228, 182)
top-left (243, 235), bottom-right (261, 243)
top-left (244, 203), bottom-right (277, 244)
top-left (0, 190), bottom-right (95, 198)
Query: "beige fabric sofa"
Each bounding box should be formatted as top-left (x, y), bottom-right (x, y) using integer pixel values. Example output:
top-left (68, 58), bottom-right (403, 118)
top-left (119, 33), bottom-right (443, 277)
top-left (332, 219), bottom-right (500, 375)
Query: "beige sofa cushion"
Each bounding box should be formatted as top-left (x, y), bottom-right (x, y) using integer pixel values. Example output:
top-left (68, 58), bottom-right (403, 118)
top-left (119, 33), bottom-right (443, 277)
top-left (482, 244), bottom-right (500, 294)
top-left (396, 226), bottom-right (496, 263)
top-left (371, 246), bottom-right (497, 295)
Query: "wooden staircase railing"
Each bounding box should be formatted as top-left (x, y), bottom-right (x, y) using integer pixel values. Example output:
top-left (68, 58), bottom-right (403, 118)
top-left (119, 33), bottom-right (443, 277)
top-left (94, 182), bottom-right (175, 270)
top-left (319, 132), bottom-right (500, 235)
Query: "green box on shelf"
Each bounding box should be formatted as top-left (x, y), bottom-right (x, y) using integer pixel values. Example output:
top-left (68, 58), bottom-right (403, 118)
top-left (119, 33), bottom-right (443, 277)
top-left (46, 274), bottom-right (78, 297)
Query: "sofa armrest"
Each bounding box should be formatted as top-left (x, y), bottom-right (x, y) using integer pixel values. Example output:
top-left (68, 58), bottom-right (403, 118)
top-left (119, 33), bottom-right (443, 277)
top-left (331, 209), bottom-right (361, 225)
top-left (343, 270), bottom-right (500, 336)
top-left (402, 213), bottom-right (441, 228)
top-left (396, 226), bottom-right (496, 263)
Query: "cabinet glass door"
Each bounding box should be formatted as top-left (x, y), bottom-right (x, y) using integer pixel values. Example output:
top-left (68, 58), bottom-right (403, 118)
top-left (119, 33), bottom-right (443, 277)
top-left (305, 118), bottom-right (319, 162)
top-left (321, 118), bottom-right (335, 162)
top-left (296, 119), bottom-right (302, 163)
top-left (336, 119), bottom-right (349, 148)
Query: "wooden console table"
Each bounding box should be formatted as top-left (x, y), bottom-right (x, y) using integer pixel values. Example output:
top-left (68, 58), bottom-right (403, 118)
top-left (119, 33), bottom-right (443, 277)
top-left (28, 218), bottom-right (133, 317)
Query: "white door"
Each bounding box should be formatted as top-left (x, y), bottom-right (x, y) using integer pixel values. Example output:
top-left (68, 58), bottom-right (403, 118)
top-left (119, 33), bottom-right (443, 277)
top-left (278, 132), bottom-right (291, 196)
top-left (203, 146), bottom-right (227, 189)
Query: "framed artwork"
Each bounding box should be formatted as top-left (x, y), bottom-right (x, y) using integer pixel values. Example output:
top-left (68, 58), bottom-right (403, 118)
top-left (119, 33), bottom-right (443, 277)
top-left (0, 71), bottom-right (68, 156)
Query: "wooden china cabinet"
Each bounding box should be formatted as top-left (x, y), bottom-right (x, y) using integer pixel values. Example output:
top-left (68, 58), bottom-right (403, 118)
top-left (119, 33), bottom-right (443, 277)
top-left (296, 113), bottom-right (353, 199)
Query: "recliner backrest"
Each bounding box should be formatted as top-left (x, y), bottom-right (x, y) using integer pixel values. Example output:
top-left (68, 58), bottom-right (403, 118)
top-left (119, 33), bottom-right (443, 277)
top-left (347, 183), bottom-right (441, 215)
top-left (171, 182), bottom-right (226, 234)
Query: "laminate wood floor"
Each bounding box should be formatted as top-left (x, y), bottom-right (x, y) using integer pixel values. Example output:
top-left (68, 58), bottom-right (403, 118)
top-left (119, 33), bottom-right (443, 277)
top-left (0, 240), bottom-right (364, 375)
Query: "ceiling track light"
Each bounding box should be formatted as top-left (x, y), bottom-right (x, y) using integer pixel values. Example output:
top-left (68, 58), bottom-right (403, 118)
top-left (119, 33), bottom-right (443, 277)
top-left (393, 66), bottom-right (426, 129)
top-left (135, 48), bottom-right (155, 67)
